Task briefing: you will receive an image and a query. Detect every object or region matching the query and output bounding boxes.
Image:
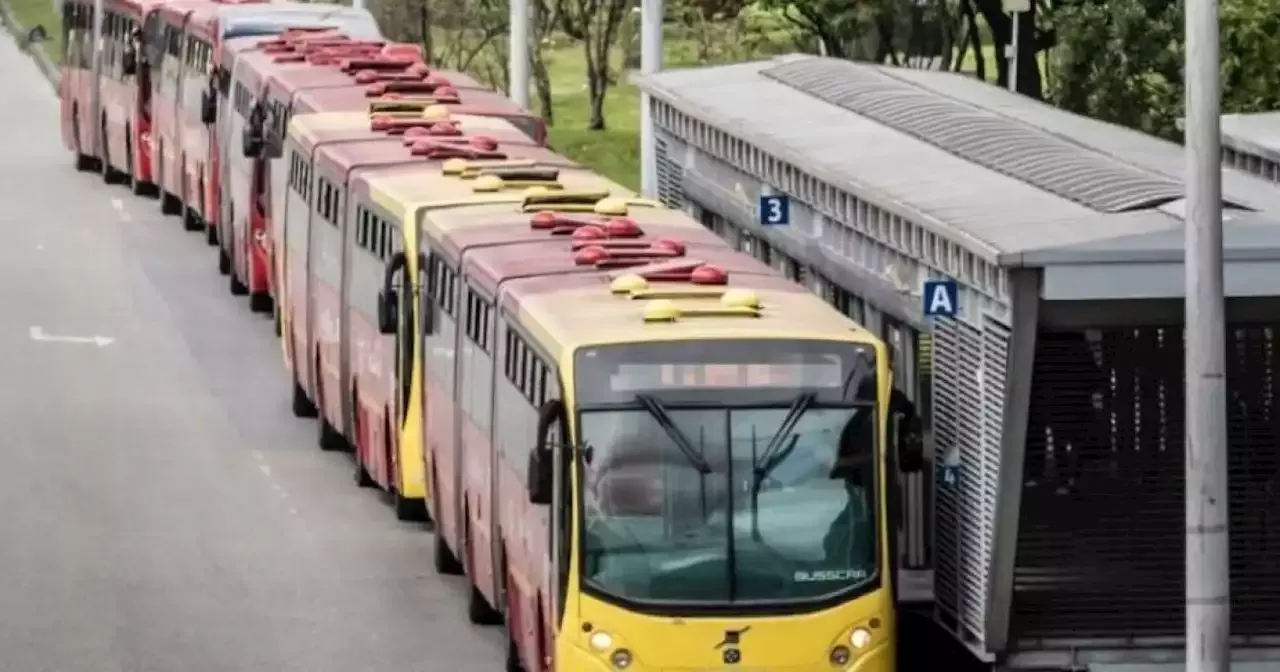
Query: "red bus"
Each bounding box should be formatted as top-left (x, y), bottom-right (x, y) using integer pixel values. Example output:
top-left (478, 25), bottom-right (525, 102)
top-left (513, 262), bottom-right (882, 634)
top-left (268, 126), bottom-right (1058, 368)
top-left (59, 0), bottom-right (162, 195)
top-left (210, 7), bottom-right (382, 253)
top-left (281, 111), bottom-right (552, 520)
top-left (226, 42), bottom-right (536, 321)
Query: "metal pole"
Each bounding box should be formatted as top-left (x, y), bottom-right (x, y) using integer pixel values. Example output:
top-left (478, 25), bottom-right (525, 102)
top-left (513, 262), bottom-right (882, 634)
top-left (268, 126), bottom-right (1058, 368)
top-left (1184, 0), bottom-right (1229, 663)
top-left (638, 0), bottom-right (663, 198)
top-left (351, 0), bottom-right (364, 11)
top-left (509, 0), bottom-right (530, 109)
top-left (1006, 11), bottom-right (1019, 93)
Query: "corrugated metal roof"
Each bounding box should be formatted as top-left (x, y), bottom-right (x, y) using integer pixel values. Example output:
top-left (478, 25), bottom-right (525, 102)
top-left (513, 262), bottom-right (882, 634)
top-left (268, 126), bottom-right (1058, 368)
top-left (1221, 112), bottom-right (1280, 163)
top-left (761, 58), bottom-right (1185, 213)
top-left (633, 55), bottom-right (1280, 262)
top-left (877, 65), bottom-right (1280, 213)
top-left (633, 59), bottom-right (1110, 258)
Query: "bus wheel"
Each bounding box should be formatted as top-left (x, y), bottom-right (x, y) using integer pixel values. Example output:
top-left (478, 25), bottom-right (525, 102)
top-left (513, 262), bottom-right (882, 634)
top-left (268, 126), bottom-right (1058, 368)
top-left (433, 510), bottom-right (463, 575)
top-left (205, 218), bottom-right (218, 246)
top-left (100, 120), bottom-right (126, 185)
top-left (352, 396), bottom-right (374, 488)
top-left (71, 109), bottom-right (98, 172)
top-left (291, 378), bottom-right (317, 418)
top-left (315, 375), bottom-right (347, 452)
top-left (503, 564), bottom-right (526, 672)
top-left (249, 293), bottom-right (272, 314)
top-left (229, 265), bottom-right (248, 296)
top-left (466, 524), bottom-right (503, 625)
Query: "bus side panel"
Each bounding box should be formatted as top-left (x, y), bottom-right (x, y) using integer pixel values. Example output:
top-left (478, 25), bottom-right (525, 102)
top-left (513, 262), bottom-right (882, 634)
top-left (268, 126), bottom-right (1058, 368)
top-left (283, 158), bottom-right (311, 388)
top-left (494, 328), bottom-right (551, 672)
top-left (460, 315), bottom-right (497, 605)
top-left (423, 273), bottom-right (461, 553)
top-left (311, 210), bottom-right (343, 428)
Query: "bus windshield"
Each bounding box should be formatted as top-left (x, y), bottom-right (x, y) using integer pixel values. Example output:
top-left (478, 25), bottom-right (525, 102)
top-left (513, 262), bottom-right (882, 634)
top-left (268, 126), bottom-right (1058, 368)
top-left (574, 340), bottom-right (879, 608)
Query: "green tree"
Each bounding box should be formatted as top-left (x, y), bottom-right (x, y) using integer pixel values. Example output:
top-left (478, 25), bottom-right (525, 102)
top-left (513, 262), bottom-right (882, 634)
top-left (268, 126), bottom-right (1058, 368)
top-left (1049, 0), bottom-right (1280, 140)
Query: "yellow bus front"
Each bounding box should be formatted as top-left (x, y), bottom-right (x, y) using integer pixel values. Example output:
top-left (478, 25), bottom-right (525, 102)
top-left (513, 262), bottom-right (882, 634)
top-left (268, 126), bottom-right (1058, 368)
top-left (548, 333), bottom-right (897, 672)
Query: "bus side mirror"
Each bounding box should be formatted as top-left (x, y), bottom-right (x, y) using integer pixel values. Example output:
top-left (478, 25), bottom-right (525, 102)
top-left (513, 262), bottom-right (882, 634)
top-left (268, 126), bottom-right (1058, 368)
top-left (897, 416), bottom-right (924, 474)
top-left (200, 89), bottom-right (216, 125)
top-left (378, 252), bottom-right (407, 335)
top-left (241, 128), bottom-right (262, 158)
top-left (528, 399), bottom-right (563, 505)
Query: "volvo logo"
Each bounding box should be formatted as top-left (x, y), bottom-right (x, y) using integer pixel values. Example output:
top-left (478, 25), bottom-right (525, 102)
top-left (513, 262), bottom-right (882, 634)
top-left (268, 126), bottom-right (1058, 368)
top-left (714, 627), bottom-right (750, 665)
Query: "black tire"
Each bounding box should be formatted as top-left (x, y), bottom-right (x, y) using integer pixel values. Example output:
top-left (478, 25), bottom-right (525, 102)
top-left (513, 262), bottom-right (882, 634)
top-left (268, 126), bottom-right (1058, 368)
top-left (182, 208), bottom-right (202, 232)
top-left (218, 247), bottom-right (231, 275)
top-left (318, 417), bottom-right (346, 451)
top-left (291, 379), bottom-right (317, 418)
top-left (354, 455), bottom-right (375, 488)
top-left (229, 267), bottom-right (248, 296)
top-left (100, 121), bottom-right (126, 185)
top-left (504, 588), bottom-right (525, 672)
top-left (433, 532), bottom-right (463, 575)
top-left (205, 220), bottom-right (218, 246)
top-left (161, 192), bottom-right (182, 215)
top-left (393, 493), bottom-right (426, 522)
top-left (467, 583), bottom-right (502, 626)
top-left (72, 109), bottom-right (97, 172)
top-left (249, 293), bottom-right (272, 314)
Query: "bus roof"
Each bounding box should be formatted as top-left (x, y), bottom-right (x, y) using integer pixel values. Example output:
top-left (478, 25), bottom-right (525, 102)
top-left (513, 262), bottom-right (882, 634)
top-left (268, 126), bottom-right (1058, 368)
top-left (360, 149), bottom-right (582, 213)
top-left (289, 83), bottom-right (507, 116)
top-left (216, 4), bottom-right (380, 41)
top-left (263, 63), bottom-right (482, 101)
top-left (460, 232), bottom-right (769, 300)
top-left (510, 274), bottom-right (852, 355)
top-left (290, 111), bottom-right (541, 152)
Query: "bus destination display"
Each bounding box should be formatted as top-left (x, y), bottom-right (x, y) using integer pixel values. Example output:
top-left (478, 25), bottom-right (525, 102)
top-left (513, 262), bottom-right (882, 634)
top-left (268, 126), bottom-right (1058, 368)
top-left (609, 360), bottom-right (843, 391)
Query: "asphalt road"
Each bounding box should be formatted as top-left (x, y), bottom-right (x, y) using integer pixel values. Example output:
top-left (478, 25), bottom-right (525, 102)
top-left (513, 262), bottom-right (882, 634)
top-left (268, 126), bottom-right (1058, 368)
top-left (0, 32), bottom-right (504, 672)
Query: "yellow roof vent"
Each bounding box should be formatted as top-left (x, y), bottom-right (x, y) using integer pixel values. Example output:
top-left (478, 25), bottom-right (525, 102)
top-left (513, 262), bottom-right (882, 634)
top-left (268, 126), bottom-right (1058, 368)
top-left (610, 274), bottom-right (649, 295)
top-left (640, 297), bottom-right (763, 323)
top-left (643, 299), bottom-right (683, 323)
top-left (521, 189), bottom-right (615, 214)
top-left (442, 158), bottom-right (536, 176)
top-left (720, 288), bottom-right (761, 310)
top-left (422, 104), bottom-right (451, 121)
top-left (471, 173), bottom-right (566, 193)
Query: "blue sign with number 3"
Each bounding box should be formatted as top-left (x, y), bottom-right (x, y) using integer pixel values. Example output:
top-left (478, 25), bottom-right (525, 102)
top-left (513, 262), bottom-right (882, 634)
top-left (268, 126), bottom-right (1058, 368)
top-left (759, 195), bottom-right (790, 226)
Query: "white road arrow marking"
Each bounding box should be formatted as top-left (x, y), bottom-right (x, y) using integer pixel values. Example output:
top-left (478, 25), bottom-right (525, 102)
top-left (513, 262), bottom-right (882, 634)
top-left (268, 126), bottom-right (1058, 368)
top-left (28, 326), bottom-right (114, 347)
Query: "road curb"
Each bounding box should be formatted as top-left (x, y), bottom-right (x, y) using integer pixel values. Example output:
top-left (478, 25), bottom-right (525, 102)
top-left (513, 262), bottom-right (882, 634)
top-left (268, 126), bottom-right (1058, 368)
top-left (0, 0), bottom-right (58, 87)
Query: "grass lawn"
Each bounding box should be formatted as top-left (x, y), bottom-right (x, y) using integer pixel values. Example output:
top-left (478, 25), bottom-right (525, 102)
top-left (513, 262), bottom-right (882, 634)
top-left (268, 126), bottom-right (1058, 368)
top-left (6, 0), bottom-right (61, 63)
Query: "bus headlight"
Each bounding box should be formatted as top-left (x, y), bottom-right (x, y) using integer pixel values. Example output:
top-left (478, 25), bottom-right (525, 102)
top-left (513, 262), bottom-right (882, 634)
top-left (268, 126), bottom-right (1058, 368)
top-left (589, 631), bottom-right (614, 651)
top-left (849, 627), bottom-right (873, 649)
top-left (610, 649), bottom-right (633, 669)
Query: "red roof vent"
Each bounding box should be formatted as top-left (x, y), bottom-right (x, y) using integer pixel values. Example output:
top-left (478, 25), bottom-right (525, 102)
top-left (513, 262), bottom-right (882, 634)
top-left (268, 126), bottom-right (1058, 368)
top-left (406, 63), bottom-right (431, 78)
top-left (383, 43), bottom-right (424, 60)
top-left (340, 57), bottom-right (418, 73)
top-left (362, 81), bottom-right (459, 99)
top-left (407, 140), bottom-right (507, 161)
top-left (571, 243), bottom-right (686, 268)
top-left (611, 259), bottom-right (730, 285)
top-left (272, 54), bottom-right (305, 63)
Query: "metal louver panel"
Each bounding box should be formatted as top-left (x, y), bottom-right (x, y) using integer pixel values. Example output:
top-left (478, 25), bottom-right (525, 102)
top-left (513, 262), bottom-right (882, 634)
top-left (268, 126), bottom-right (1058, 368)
top-left (1013, 326), bottom-right (1280, 641)
top-left (654, 137), bottom-right (685, 209)
top-left (760, 58), bottom-right (1185, 214)
top-left (930, 314), bottom-right (1010, 644)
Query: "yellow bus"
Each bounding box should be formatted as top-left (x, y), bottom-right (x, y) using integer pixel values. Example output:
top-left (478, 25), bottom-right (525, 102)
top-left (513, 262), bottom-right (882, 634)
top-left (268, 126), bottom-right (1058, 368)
top-left (365, 157), bottom-right (925, 670)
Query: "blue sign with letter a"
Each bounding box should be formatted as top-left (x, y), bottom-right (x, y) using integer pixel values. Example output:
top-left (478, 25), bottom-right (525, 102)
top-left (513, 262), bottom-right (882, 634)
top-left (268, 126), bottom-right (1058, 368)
top-left (922, 279), bottom-right (959, 317)
top-left (759, 195), bottom-right (790, 226)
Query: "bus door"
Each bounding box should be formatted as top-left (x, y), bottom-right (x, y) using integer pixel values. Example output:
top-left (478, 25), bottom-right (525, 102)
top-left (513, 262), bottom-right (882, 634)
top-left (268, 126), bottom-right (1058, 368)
top-left (882, 316), bottom-right (932, 599)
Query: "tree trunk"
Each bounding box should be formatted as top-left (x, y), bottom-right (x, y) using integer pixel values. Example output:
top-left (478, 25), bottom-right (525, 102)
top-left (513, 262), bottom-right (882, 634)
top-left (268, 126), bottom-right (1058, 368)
top-left (533, 51), bottom-right (554, 126)
top-left (584, 42), bottom-right (606, 130)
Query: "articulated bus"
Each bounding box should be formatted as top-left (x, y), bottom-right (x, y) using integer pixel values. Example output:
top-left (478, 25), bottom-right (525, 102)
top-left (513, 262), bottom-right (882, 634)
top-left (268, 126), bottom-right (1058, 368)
top-left (224, 42), bottom-right (492, 315)
top-left (367, 168), bottom-right (925, 669)
top-left (226, 36), bottom-right (469, 314)
top-left (278, 103), bottom-right (552, 520)
top-left (59, 0), bottom-right (161, 193)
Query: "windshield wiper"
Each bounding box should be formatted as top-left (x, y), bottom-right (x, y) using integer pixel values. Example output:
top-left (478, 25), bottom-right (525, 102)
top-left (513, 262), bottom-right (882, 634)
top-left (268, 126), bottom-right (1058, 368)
top-left (752, 391), bottom-right (816, 480)
top-left (634, 393), bottom-right (712, 474)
